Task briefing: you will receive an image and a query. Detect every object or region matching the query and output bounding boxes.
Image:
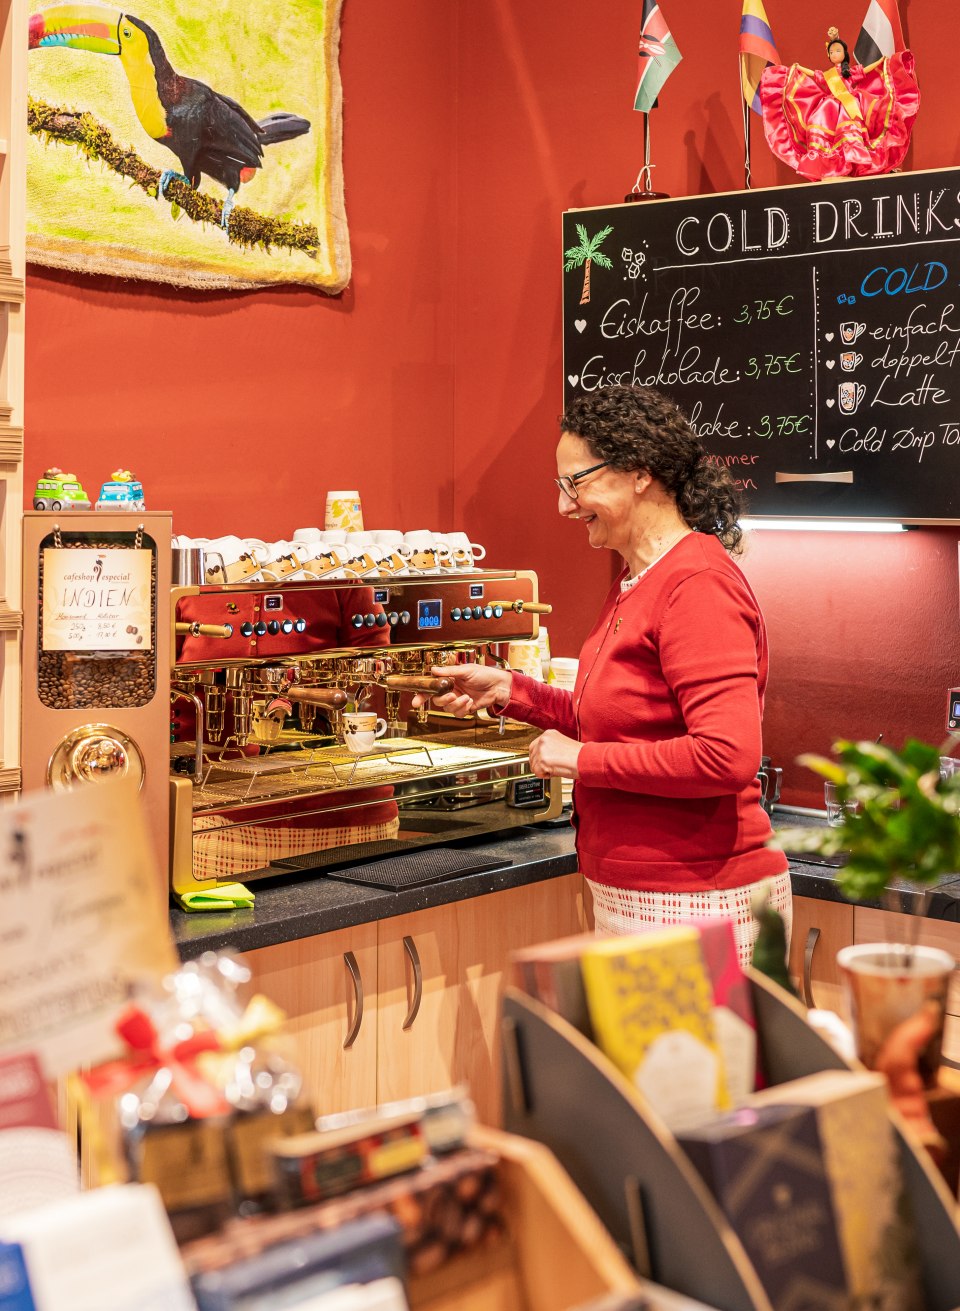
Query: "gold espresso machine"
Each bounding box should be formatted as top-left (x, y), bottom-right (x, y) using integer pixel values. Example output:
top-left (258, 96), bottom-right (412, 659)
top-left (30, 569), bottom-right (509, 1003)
top-left (170, 570), bottom-right (561, 895)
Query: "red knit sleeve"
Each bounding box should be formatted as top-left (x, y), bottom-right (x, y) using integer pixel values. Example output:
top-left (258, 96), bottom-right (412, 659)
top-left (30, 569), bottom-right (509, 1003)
top-left (577, 569), bottom-right (764, 796)
top-left (496, 672), bottom-right (579, 737)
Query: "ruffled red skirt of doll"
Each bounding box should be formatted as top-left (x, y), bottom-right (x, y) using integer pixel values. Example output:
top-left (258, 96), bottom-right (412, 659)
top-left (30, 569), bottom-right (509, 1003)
top-left (759, 52), bottom-right (919, 181)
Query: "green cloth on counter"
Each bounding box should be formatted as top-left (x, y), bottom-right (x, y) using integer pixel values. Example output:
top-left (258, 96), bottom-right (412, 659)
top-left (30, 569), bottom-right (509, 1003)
top-left (176, 881), bottom-right (256, 912)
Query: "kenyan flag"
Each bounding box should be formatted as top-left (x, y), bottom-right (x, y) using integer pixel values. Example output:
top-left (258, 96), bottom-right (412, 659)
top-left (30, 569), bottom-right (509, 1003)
top-left (634, 0), bottom-right (683, 113)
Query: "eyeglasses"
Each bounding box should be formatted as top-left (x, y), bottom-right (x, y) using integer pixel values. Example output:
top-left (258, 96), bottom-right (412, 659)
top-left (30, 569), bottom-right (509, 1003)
top-left (554, 460), bottom-right (612, 501)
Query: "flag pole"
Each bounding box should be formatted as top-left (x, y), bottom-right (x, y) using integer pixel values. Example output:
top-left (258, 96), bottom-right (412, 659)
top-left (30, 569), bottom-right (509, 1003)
top-left (642, 111), bottom-right (652, 192)
top-left (741, 59), bottom-right (752, 190)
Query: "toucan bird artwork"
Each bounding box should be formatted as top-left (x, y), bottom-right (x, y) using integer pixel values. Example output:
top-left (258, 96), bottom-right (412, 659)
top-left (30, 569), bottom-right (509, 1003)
top-left (29, 4), bottom-right (312, 230)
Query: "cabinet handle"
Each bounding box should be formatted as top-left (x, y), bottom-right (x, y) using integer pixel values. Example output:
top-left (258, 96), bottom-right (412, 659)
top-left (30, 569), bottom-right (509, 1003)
top-left (402, 935), bottom-right (423, 1030)
top-left (343, 951), bottom-right (363, 1049)
top-left (802, 927), bottom-right (821, 1008)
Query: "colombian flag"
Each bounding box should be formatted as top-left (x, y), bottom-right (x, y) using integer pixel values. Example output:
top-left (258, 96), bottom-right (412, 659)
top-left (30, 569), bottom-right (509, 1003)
top-left (634, 0), bottom-right (683, 113)
top-left (739, 0), bottom-right (780, 114)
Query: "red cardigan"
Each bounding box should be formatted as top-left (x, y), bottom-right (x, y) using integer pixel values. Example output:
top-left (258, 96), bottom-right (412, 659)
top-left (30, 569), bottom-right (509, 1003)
top-left (502, 533), bottom-right (788, 893)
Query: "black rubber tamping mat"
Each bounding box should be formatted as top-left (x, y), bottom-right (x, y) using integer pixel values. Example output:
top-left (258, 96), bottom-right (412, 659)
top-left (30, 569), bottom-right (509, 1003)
top-left (324, 846), bottom-right (513, 891)
top-left (780, 849), bottom-right (847, 869)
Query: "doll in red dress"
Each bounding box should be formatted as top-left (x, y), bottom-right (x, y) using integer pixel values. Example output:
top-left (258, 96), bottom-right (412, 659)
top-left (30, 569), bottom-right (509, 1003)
top-left (759, 25), bottom-right (919, 181)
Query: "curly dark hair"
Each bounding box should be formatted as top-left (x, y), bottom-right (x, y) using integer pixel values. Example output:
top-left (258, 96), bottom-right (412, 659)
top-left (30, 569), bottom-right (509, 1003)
top-left (559, 386), bottom-right (744, 553)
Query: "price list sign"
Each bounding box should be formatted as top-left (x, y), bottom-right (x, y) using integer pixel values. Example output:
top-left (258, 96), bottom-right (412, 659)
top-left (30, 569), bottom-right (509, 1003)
top-left (562, 167), bottom-right (960, 521)
top-left (41, 547), bottom-right (152, 651)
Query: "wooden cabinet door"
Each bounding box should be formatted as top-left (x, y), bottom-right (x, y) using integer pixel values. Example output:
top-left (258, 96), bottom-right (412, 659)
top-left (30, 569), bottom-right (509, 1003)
top-left (245, 924), bottom-right (378, 1117)
top-left (788, 894), bottom-right (854, 1014)
top-left (377, 874), bottom-right (584, 1127)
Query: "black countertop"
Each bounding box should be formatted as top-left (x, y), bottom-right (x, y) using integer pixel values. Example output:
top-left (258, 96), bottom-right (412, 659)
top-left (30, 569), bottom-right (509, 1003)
top-left (171, 809), bottom-right (960, 961)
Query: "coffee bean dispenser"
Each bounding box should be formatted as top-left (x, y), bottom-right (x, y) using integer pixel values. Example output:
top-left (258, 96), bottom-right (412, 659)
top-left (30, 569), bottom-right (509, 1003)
top-left (22, 512), bottom-right (172, 891)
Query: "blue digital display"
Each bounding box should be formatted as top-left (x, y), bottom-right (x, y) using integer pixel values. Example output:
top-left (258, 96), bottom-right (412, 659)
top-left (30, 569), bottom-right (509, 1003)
top-left (373, 588), bottom-right (389, 604)
top-left (417, 598), bottom-right (443, 630)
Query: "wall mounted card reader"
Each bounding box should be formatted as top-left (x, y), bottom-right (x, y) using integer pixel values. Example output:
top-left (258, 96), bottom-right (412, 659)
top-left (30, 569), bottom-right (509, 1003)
top-left (947, 687), bottom-right (960, 733)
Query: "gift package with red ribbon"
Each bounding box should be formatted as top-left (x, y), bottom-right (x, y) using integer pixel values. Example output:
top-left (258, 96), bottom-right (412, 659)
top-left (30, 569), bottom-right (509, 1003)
top-left (76, 951), bottom-right (314, 1241)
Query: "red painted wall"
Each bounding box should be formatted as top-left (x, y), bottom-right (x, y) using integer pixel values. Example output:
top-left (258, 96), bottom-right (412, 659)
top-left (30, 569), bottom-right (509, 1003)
top-left (25, 0), bottom-right (959, 807)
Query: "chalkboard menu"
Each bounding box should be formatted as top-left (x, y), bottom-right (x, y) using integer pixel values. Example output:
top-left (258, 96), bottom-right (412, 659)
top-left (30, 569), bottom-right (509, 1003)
top-left (562, 167), bottom-right (960, 522)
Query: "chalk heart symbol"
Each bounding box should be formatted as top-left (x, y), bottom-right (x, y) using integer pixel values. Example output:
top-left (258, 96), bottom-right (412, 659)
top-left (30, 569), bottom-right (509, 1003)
top-left (826, 360), bottom-right (835, 370)
top-left (825, 332), bottom-right (835, 342)
top-left (574, 319), bottom-right (587, 333)
top-left (826, 439), bottom-right (836, 448)
top-left (826, 398), bottom-right (835, 408)
top-left (567, 374), bottom-right (579, 386)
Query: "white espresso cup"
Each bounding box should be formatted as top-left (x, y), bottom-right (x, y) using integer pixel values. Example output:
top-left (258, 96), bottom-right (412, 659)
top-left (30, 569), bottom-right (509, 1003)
top-left (445, 531), bottom-right (486, 566)
top-left (292, 526), bottom-right (323, 543)
top-left (342, 711), bottom-right (388, 754)
top-left (372, 530), bottom-right (412, 554)
top-left (204, 535), bottom-right (262, 583)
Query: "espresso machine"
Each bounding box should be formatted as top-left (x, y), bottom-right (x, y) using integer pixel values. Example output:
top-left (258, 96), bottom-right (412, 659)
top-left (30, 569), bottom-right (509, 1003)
top-left (169, 570), bottom-right (561, 896)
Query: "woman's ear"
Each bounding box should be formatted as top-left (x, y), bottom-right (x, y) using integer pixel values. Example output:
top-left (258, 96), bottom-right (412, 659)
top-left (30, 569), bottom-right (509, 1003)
top-left (634, 470), bottom-right (653, 494)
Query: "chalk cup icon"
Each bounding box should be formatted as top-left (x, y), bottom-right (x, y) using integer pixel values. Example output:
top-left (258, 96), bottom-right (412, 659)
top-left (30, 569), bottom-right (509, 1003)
top-left (839, 321), bottom-right (865, 345)
top-left (839, 350), bottom-right (863, 372)
top-left (838, 381), bottom-right (866, 415)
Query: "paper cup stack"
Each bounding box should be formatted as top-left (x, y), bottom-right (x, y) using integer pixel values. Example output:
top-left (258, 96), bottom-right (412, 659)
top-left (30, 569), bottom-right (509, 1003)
top-left (325, 490), bottom-right (364, 533)
top-left (547, 657), bottom-right (579, 808)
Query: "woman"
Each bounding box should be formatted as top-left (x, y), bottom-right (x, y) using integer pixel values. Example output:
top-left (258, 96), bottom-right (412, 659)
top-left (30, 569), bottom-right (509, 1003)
top-left (759, 26), bottom-right (919, 181)
top-left (418, 385), bottom-right (790, 965)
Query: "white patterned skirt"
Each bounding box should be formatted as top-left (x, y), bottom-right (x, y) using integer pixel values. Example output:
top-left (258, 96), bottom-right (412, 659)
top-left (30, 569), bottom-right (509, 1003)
top-left (586, 872), bottom-right (793, 970)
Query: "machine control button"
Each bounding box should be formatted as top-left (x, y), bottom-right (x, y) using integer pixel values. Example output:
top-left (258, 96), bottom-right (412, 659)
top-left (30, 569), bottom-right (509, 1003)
top-left (388, 612), bottom-right (399, 625)
top-left (240, 622), bottom-right (254, 637)
top-left (472, 606), bottom-right (483, 619)
top-left (294, 618), bottom-right (307, 633)
top-left (364, 613), bottom-right (376, 627)
top-left (351, 614), bottom-right (364, 629)
top-left (460, 608), bottom-right (471, 621)
top-left (451, 608), bottom-right (462, 620)
top-left (254, 621), bottom-right (267, 636)
top-left (267, 620), bottom-right (281, 635)
top-left (281, 619), bottom-right (294, 634)
top-left (375, 613), bottom-right (388, 627)
top-left (483, 606), bottom-right (493, 619)
top-left (400, 611), bottom-right (411, 624)
top-left (492, 605), bottom-right (503, 618)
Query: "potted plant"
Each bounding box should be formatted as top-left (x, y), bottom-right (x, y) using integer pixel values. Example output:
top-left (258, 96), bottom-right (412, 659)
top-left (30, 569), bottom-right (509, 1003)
top-left (774, 737), bottom-right (960, 911)
top-left (774, 738), bottom-right (960, 1087)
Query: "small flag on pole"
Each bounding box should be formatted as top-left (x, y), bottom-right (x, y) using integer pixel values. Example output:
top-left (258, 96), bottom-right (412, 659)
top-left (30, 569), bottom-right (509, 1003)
top-left (739, 0), bottom-right (780, 115)
top-left (854, 0), bottom-right (904, 65)
top-left (634, 0), bottom-right (683, 113)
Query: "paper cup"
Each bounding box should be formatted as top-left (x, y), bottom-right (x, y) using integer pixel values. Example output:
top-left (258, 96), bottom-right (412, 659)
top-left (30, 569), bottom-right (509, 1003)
top-left (507, 640), bottom-right (543, 681)
top-left (837, 942), bottom-right (954, 1087)
top-left (325, 490), bottom-right (364, 533)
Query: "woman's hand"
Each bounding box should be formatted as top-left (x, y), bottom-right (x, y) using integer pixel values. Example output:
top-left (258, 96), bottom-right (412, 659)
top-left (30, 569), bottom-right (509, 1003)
top-left (410, 664), bottom-right (513, 718)
top-left (529, 730), bottom-right (582, 780)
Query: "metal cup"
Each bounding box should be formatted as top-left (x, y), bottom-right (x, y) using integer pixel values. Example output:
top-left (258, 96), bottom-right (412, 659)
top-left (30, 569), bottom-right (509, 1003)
top-left (756, 755), bottom-right (782, 814)
top-left (172, 546), bottom-right (225, 586)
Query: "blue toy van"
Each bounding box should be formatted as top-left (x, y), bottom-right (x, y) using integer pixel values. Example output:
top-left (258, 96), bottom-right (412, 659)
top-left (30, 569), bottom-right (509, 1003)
top-left (95, 470), bottom-right (145, 511)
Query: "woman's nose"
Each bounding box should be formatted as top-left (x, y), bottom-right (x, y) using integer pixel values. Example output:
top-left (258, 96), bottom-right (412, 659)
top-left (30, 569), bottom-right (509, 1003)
top-left (558, 488), bottom-right (576, 516)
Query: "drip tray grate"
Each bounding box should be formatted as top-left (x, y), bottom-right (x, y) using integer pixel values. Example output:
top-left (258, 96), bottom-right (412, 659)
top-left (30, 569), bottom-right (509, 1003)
top-left (322, 846), bottom-right (512, 890)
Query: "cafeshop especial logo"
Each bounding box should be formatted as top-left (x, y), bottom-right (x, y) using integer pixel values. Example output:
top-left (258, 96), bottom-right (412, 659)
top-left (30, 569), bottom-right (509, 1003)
top-left (56, 559), bottom-right (139, 610)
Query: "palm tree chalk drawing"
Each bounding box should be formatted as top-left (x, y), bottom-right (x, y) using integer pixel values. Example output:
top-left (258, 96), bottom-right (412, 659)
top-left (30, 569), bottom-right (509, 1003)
top-left (564, 223), bottom-right (613, 305)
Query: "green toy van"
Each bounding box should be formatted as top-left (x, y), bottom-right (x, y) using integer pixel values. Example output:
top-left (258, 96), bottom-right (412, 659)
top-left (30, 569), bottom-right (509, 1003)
top-left (33, 469), bottom-right (91, 511)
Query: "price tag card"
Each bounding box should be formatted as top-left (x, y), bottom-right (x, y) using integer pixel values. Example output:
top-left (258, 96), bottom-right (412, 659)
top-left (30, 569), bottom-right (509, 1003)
top-left (0, 779), bottom-right (177, 1078)
top-left (41, 548), bottom-right (152, 652)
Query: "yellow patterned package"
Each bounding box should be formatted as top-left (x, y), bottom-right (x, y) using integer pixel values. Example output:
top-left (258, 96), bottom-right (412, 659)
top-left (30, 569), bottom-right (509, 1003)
top-left (580, 927), bottom-right (730, 1131)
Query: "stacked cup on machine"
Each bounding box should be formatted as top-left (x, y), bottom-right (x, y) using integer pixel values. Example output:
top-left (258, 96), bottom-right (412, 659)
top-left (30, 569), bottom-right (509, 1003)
top-left (548, 657), bottom-right (579, 808)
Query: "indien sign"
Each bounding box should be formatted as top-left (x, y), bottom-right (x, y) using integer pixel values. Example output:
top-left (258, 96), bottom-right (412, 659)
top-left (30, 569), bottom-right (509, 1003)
top-left (41, 548), bottom-right (152, 652)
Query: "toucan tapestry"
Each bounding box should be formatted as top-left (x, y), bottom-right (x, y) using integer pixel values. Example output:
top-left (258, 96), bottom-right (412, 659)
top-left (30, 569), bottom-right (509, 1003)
top-left (26, 1), bottom-right (350, 292)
